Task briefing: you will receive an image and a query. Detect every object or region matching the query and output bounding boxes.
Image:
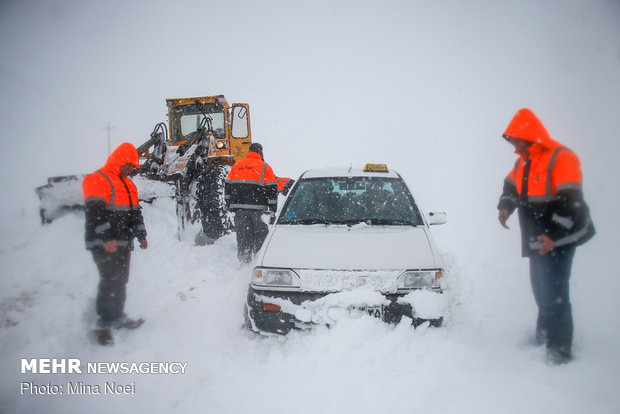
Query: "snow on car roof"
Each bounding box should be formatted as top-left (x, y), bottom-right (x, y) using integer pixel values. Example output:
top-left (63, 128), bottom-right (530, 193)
top-left (301, 166), bottom-right (401, 179)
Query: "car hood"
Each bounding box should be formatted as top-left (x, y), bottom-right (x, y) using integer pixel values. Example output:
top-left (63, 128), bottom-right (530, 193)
top-left (258, 224), bottom-right (439, 270)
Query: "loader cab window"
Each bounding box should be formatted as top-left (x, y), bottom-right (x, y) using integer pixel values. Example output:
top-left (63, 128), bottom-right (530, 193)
top-left (170, 103), bottom-right (226, 142)
top-left (231, 105), bottom-right (250, 139)
top-left (178, 113), bottom-right (225, 138)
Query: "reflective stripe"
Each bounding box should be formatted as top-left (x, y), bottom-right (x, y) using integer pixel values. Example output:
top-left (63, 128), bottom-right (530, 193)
top-left (85, 196), bottom-right (106, 203)
top-left (499, 194), bottom-right (518, 204)
top-left (545, 147), bottom-right (566, 195)
top-left (86, 240), bottom-right (103, 248)
top-left (229, 203), bottom-right (266, 210)
top-left (95, 170), bottom-right (137, 209)
top-left (553, 219), bottom-right (591, 247)
top-left (529, 240), bottom-right (542, 250)
top-left (515, 146), bottom-right (581, 198)
top-left (556, 182), bottom-right (582, 191)
top-left (259, 163), bottom-right (268, 183)
top-left (96, 170), bottom-right (115, 205)
top-left (528, 217), bottom-right (592, 250)
top-left (526, 194), bottom-right (563, 203)
top-left (95, 223), bottom-right (111, 234)
top-left (225, 179), bottom-right (277, 187)
top-left (551, 213), bottom-right (574, 229)
top-left (109, 205), bottom-right (134, 211)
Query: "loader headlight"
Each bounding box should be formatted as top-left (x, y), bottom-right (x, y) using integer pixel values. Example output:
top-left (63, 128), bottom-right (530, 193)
top-left (252, 267), bottom-right (301, 291)
top-left (214, 140), bottom-right (226, 150)
top-left (396, 270), bottom-right (443, 291)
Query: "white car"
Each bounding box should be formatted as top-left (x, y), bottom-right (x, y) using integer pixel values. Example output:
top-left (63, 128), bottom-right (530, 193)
top-left (245, 164), bottom-right (449, 335)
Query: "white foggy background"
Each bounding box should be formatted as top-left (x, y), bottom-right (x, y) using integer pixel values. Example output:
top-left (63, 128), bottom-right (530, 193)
top-left (1, 0), bottom-right (620, 412)
top-left (2, 0), bottom-right (619, 285)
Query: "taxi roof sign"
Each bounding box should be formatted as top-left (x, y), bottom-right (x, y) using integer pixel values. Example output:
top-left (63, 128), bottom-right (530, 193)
top-left (363, 163), bottom-right (389, 173)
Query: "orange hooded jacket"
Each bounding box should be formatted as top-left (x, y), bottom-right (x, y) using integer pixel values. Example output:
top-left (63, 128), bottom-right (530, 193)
top-left (503, 108), bottom-right (582, 199)
top-left (498, 109), bottom-right (594, 256)
top-left (83, 143), bottom-right (146, 250)
top-left (225, 151), bottom-right (279, 212)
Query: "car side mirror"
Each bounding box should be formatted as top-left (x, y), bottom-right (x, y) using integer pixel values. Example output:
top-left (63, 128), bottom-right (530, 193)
top-left (426, 211), bottom-right (447, 225)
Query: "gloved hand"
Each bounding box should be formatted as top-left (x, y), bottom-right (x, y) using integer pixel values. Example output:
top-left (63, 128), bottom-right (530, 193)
top-left (282, 179), bottom-right (295, 196)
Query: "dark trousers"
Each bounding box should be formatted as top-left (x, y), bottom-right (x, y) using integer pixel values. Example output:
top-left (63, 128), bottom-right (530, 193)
top-left (91, 248), bottom-right (131, 327)
top-left (529, 246), bottom-right (575, 356)
top-left (233, 210), bottom-right (269, 263)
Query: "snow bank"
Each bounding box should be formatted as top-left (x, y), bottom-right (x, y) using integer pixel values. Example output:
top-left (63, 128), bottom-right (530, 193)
top-left (1, 195), bottom-right (619, 414)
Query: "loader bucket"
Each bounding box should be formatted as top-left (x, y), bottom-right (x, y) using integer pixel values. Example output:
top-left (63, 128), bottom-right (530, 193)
top-left (35, 175), bottom-right (85, 224)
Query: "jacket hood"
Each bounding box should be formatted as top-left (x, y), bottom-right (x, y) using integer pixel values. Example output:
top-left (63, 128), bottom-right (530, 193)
top-left (104, 142), bottom-right (139, 174)
top-left (503, 108), bottom-right (559, 149)
top-left (247, 151), bottom-right (263, 160)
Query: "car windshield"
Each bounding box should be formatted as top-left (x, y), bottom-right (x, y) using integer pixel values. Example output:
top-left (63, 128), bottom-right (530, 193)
top-left (279, 176), bottom-right (423, 226)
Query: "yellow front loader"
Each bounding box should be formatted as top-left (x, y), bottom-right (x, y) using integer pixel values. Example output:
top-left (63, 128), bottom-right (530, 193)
top-left (36, 95), bottom-right (253, 243)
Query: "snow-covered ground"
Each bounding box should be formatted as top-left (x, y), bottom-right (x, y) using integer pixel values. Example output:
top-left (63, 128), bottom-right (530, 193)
top-left (1, 180), bottom-right (619, 413)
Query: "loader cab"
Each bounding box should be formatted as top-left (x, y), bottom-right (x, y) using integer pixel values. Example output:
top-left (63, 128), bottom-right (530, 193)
top-left (166, 95), bottom-right (251, 164)
top-left (169, 101), bottom-right (226, 142)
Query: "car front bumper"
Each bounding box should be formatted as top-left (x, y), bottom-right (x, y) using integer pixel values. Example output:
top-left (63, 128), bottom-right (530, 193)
top-left (245, 287), bottom-right (444, 335)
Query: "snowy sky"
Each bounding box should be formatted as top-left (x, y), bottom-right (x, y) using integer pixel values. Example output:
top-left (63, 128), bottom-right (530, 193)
top-left (0, 0), bottom-right (619, 233)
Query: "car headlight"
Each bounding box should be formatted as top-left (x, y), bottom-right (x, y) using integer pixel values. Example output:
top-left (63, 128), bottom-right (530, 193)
top-left (397, 270), bottom-right (443, 291)
top-left (252, 267), bottom-right (301, 291)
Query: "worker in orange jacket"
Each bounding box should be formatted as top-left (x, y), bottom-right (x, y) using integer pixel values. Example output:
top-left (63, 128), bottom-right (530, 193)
top-left (225, 143), bottom-right (279, 263)
top-left (83, 142), bottom-right (148, 344)
top-left (497, 108), bottom-right (595, 364)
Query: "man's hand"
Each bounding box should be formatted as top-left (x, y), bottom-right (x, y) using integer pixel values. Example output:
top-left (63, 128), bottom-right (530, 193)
top-left (139, 239), bottom-right (148, 249)
top-left (537, 234), bottom-right (555, 256)
top-left (498, 209), bottom-right (511, 229)
top-left (104, 240), bottom-right (117, 253)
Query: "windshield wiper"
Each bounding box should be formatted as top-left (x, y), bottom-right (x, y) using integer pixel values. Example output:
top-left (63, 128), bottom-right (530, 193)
top-left (366, 219), bottom-right (419, 226)
top-left (279, 218), bottom-right (331, 225)
top-left (279, 218), bottom-right (419, 226)
top-left (331, 219), bottom-right (366, 226)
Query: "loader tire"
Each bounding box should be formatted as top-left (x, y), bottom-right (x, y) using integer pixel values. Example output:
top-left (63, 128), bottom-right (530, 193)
top-left (196, 165), bottom-right (233, 243)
